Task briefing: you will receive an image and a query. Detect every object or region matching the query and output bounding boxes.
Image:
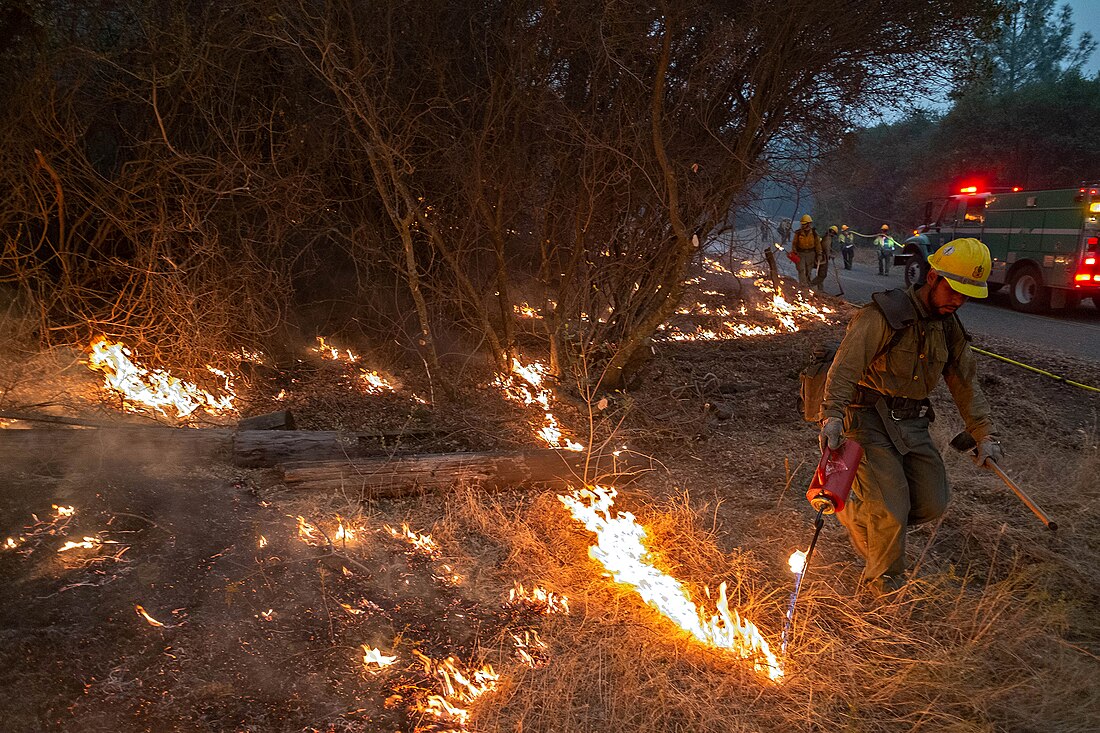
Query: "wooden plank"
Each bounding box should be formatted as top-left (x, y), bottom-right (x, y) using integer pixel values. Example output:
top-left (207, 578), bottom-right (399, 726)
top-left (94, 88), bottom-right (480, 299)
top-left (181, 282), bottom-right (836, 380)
top-left (279, 449), bottom-right (646, 495)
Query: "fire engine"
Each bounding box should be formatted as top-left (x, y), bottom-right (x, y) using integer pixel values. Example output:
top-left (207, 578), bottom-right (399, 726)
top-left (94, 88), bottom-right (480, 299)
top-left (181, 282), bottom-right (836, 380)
top-left (897, 182), bottom-right (1100, 313)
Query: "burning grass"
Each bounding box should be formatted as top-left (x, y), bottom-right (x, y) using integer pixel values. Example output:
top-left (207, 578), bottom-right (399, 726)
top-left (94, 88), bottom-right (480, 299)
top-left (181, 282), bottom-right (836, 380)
top-left (1, 268), bottom-right (1098, 731)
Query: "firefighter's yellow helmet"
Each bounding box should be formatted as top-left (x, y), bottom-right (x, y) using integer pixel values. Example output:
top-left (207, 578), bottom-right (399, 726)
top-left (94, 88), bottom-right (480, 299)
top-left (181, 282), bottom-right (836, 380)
top-left (829, 225), bottom-right (838, 234)
top-left (800, 214), bottom-right (813, 224)
top-left (927, 238), bottom-right (992, 298)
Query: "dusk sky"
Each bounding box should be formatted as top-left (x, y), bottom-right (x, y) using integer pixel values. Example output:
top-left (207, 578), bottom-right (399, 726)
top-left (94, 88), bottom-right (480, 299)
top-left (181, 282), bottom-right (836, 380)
top-left (1064, 0), bottom-right (1100, 73)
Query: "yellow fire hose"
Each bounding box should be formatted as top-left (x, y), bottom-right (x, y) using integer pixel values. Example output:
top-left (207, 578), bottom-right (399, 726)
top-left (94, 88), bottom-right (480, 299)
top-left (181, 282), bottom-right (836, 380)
top-left (969, 345), bottom-right (1100, 394)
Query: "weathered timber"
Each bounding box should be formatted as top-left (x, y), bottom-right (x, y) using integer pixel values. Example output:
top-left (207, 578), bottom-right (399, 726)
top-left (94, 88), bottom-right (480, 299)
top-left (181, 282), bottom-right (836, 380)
top-left (0, 427), bottom-right (447, 468)
top-left (237, 410), bottom-right (296, 431)
top-left (279, 449), bottom-right (648, 495)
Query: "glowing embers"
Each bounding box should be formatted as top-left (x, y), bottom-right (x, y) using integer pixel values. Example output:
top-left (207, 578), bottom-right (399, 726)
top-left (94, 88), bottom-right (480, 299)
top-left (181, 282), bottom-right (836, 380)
top-left (494, 358), bottom-right (585, 452)
top-left (506, 582), bottom-right (570, 616)
top-left (3, 504), bottom-right (116, 557)
top-left (87, 338), bottom-right (236, 419)
top-left (557, 484), bottom-right (783, 681)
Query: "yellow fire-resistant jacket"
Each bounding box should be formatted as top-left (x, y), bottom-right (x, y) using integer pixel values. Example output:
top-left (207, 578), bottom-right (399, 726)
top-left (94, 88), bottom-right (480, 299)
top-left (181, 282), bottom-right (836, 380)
top-left (821, 287), bottom-right (995, 441)
top-left (792, 228), bottom-right (821, 256)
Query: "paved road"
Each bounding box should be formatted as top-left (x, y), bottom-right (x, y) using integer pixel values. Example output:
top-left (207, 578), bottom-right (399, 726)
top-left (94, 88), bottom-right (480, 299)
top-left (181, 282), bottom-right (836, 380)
top-left (821, 261), bottom-right (1100, 360)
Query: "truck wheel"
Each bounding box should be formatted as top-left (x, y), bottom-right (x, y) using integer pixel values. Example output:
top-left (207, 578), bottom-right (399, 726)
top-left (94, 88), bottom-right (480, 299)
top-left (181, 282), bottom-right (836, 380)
top-left (1008, 265), bottom-right (1050, 313)
top-left (903, 253), bottom-right (928, 287)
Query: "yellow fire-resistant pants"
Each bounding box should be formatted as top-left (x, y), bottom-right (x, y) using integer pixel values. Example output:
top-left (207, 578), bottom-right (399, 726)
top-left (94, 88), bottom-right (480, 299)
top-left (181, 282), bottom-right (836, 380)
top-left (836, 407), bottom-right (949, 584)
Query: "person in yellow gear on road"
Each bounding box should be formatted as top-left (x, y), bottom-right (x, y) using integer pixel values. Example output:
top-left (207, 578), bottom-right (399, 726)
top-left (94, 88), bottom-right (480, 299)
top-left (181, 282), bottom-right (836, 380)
top-left (791, 214), bottom-right (821, 286)
top-left (818, 238), bottom-right (1002, 598)
top-left (839, 224), bottom-right (855, 270)
top-left (875, 224), bottom-right (896, 276)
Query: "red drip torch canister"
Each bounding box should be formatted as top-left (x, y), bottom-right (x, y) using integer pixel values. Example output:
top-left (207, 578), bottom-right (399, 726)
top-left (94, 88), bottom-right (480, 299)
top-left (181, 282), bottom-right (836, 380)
top-left (805, 439), bottom-right (863, 514)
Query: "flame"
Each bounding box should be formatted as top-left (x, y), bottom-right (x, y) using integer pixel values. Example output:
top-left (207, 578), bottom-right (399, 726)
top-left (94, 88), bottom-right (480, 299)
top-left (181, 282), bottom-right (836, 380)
top-left (513, 302), bottom-right (543, 319)
top-left (385, 523), bottom-right (437, 555)
top-left (87, 338), bottom-right (236, 418)
top-left (359, 370), bottom-right (396, 394)
top-left (415, 650), bottom-right (501, 727)
top-left (258, 535), bottom-right (268, 549)
top-left (511, 629), bottom-right (550, 668)
top-left (495, 359), bottom-right (586, 451)
top-left (58, 536), bottom-right (117, 552)
top-left (362, 645), bottom-right (398, 670)
top-left (53, 505), bottom-right (75, 517)
top-left (788, 550), bottom-right (807, 576)
top-left (3, 537), bottom-right (20, 551)
top-left (135, 604), bottom-right (166, 627)
top-left (703, 257), bottom-right (732, 274)
top-left (296, 516), bottom-right (324, 546)
top-left (507, 583), bottom-right (570, 615)
top-left (334, 519), bottom-right (354, 543)
top-left (558, 485), bottom-right (783, 681)
top-left (313, 336), bottom-right (359, 362)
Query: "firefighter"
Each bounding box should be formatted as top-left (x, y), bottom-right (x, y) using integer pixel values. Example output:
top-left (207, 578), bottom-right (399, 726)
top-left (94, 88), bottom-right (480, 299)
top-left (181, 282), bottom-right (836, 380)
top-left (777, 218), bottom-right (792, 245)
top-left (818, 238), bottom-right (1002, 598)
top-left (812, 225), bottom-right (839, 292)
top-left (791, 214), bottom-right (821, 286)
top-left (875, 224), bottom-right (896, 276)
top-left (839, 224), bottom-right (855, 270)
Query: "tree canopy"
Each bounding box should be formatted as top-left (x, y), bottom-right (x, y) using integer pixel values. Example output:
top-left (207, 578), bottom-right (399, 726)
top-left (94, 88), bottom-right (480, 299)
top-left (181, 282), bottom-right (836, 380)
top-left (1, 0), bottom-right (1001, 390)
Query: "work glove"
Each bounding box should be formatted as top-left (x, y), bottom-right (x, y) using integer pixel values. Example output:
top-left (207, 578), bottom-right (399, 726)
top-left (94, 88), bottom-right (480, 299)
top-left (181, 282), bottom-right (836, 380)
top-left (973, 438), bottom-right (1004, 469)
top-left (819, 417), bottom-right (845, 455)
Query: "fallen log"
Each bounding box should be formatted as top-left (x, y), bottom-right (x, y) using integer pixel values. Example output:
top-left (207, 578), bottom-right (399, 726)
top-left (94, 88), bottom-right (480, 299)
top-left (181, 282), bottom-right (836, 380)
top-left (0, 427), bottom-right (447, 468)
top-left (237, 410), bottom-right (296, 431)
top-left (279, 449), bottom-right (648, 495)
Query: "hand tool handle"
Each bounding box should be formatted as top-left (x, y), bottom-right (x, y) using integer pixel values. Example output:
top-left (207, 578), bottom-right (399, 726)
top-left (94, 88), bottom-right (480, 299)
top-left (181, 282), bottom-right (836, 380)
top-left (987, 459), bottom-right (1058, 531)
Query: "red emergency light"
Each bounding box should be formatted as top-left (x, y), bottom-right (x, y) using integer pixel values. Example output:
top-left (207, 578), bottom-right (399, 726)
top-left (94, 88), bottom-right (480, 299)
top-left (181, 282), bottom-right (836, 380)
top-left (959, 185), bottom-right (978, 194)
top-left (1011, 186), bottom-right (1021, 192)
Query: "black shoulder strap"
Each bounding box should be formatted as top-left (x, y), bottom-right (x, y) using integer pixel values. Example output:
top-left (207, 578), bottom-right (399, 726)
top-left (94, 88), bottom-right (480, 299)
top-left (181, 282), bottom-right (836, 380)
top-left (867, 289), bottom-right (914, 362)
top-left (871, 289), bottom-right (918, 330)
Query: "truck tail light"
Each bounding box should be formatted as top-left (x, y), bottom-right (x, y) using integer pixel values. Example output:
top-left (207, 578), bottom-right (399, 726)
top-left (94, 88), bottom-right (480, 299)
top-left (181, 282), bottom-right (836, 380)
top-left (1074, 256), bottom-right (1100, 286)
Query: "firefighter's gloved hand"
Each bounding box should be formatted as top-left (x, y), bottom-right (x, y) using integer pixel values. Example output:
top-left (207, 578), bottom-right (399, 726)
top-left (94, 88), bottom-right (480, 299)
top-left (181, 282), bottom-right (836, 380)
top-left (819, 417), bottom-right (845, 455)
top-left (973, 438), bottom-right (1003, 468)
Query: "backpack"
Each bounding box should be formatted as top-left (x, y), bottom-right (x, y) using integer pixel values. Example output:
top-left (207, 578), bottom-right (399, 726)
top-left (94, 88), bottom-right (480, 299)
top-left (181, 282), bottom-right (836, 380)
top-left (797, 290), bottom-right (914, 423)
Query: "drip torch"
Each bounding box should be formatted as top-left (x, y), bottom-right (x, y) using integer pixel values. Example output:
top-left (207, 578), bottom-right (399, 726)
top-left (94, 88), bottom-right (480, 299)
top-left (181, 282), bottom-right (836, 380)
top-left (782, 439), bottom-right (863, 654)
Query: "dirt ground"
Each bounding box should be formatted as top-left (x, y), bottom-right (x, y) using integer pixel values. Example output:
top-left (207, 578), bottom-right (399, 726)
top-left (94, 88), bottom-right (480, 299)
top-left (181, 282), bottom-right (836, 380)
top-left (1, 272), bottom-right (1098, 732)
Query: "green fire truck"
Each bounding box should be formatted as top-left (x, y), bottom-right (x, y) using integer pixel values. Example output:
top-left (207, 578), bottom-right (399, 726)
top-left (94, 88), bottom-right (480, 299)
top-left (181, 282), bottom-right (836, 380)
top-left (897, 182), bottom-right (1100, 312)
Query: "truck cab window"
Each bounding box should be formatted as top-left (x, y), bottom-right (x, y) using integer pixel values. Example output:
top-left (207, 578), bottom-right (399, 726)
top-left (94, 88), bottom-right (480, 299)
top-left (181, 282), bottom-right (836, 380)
top-left (962, 196), bottom-right (986, 224)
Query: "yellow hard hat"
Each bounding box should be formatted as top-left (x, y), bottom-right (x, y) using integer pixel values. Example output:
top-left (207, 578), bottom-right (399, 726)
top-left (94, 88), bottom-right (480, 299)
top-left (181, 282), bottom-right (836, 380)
top-left (828, 225), bottom-right (838, 233)
top-left (800, 214), bottom-right (813, 224)
top-left (927, 238), bottom-right (992, 298)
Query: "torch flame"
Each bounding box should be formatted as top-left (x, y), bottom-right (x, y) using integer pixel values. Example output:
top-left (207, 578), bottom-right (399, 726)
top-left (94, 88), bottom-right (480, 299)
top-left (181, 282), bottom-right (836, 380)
top-left (788, 550), bottom-right (807, 575)
top-left (558, 484), bottom-right (783, 681)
